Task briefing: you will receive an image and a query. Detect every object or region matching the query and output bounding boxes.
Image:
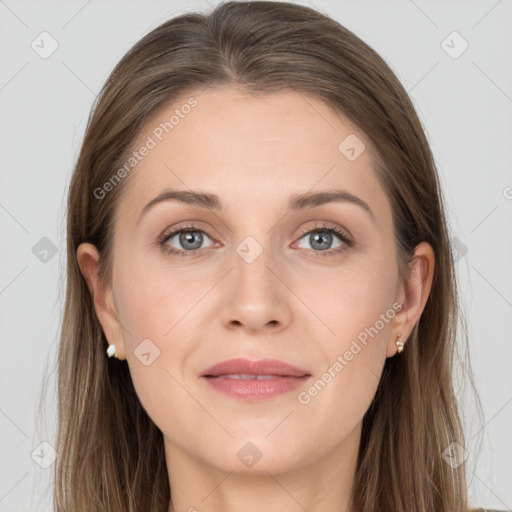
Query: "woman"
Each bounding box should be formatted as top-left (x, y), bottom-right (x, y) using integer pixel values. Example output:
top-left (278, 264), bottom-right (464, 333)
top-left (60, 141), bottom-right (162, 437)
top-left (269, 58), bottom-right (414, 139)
top-left (54, 1), bottom-right (503, 511)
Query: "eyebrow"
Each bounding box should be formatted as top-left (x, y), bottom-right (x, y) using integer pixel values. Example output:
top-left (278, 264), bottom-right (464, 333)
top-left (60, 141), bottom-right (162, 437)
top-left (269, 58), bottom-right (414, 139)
top-left (137, 188), bottom-right (375, 224)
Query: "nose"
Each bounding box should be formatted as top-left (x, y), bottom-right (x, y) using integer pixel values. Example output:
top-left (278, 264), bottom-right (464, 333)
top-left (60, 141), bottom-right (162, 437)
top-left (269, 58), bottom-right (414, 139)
top-left (219, 246), bottom-right (292, 334)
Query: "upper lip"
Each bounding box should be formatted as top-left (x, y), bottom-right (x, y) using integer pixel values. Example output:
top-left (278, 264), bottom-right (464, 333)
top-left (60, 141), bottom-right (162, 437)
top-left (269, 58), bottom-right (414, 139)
top-left (202, 358), bottom-right (310, 377)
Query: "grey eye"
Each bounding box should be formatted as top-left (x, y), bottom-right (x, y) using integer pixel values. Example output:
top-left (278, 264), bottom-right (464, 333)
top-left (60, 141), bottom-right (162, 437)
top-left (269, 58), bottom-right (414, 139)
top-left (166, 230), bottom-right (213, 251)
top-left (299, 230), bottom-right (343, 251)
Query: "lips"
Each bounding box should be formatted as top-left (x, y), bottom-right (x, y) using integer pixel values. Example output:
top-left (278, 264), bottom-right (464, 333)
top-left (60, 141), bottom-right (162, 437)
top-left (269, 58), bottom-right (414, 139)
top-left (201, 358), bottom-right (310, 378)
top-left (201, 358), bottom-right (311, 401)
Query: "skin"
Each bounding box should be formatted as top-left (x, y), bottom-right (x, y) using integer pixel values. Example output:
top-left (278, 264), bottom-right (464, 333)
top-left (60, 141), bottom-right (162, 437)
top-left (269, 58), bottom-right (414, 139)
top-left (77, 87), bottom-right (434, 512)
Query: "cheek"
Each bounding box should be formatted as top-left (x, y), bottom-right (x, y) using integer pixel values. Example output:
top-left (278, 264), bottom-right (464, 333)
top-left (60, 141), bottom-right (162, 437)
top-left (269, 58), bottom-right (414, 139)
top-left (114, 252), bottom-right (197, 341)
top-left (295, 304), bottom-right (393, 444)
top-left (112, 258), bottom-right (201, 411)
top-left (302, 255), bottom-right (397, 411)
top-left (311, 250), bottom-right (397, 339)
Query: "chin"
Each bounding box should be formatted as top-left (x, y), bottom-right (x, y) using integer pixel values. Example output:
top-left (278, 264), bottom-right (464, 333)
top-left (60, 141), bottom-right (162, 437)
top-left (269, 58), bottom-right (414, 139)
top-left (197, 436), bottom-right (308, 475)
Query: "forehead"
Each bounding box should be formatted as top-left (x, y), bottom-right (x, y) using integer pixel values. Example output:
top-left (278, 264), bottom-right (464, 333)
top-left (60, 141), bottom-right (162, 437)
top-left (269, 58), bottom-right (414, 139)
top-left (116, 87), bottom-right (390, 226)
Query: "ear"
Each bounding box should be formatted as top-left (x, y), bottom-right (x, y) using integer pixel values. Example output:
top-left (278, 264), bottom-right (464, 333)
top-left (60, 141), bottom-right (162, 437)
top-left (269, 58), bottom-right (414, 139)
top-left (387, 241), bottom-right (435, 357)
top-left (76, 242), bottom-right (126, 360)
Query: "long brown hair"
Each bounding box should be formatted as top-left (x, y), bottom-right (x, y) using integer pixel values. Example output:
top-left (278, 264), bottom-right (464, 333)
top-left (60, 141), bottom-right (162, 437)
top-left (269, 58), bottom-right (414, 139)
top-left (53, 1), bottom-right (482, 510)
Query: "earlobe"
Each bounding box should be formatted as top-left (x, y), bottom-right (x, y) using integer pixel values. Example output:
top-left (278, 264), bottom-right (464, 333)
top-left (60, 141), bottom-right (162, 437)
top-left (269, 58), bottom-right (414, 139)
top-left (76, 243), bottom-right (126, 359)
top-left (388, 242), bottom-right (435, 357)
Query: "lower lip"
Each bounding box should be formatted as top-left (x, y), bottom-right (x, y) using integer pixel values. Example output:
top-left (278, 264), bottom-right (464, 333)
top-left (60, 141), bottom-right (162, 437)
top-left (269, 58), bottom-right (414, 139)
top-left (202, 375), bottom-right (311, 401)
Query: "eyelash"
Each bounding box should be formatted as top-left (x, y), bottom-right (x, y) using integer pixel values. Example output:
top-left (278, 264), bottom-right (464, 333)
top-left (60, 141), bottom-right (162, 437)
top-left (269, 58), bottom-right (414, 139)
top-left (157, 222), bottom-right (353, 259)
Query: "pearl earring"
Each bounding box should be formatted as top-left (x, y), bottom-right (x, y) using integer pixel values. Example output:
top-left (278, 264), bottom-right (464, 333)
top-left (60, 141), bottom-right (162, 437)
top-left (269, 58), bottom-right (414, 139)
top-left (395, 333), bottom-right (404, 354)
top-left (106, 344), bottom-right (117, 358)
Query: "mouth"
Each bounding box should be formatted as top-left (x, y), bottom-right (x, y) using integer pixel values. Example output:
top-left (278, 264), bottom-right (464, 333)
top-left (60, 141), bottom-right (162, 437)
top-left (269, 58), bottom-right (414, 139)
top-left (201, 358), bottom-right (312, 401)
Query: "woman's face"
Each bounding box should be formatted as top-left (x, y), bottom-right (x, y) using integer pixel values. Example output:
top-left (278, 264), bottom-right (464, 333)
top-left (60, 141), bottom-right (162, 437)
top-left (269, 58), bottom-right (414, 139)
top-left (79, 86), bottom-right (431, 477)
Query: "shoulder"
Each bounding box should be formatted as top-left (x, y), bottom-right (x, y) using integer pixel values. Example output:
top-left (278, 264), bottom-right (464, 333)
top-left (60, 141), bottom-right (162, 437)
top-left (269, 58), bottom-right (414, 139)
top-left (471, 508), bottom-right (512, 512)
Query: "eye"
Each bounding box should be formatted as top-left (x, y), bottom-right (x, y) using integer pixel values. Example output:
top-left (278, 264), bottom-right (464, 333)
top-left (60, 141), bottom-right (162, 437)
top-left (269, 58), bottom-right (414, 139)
top-left (295, 223), bottom-right (352, 257)
top-left (158, 224), bottom-right (216, 257)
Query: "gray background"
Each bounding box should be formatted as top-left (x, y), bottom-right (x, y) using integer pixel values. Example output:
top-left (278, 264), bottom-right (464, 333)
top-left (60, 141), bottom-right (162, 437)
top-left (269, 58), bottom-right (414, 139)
top-left (0, 0), bottom-right (511, 510)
